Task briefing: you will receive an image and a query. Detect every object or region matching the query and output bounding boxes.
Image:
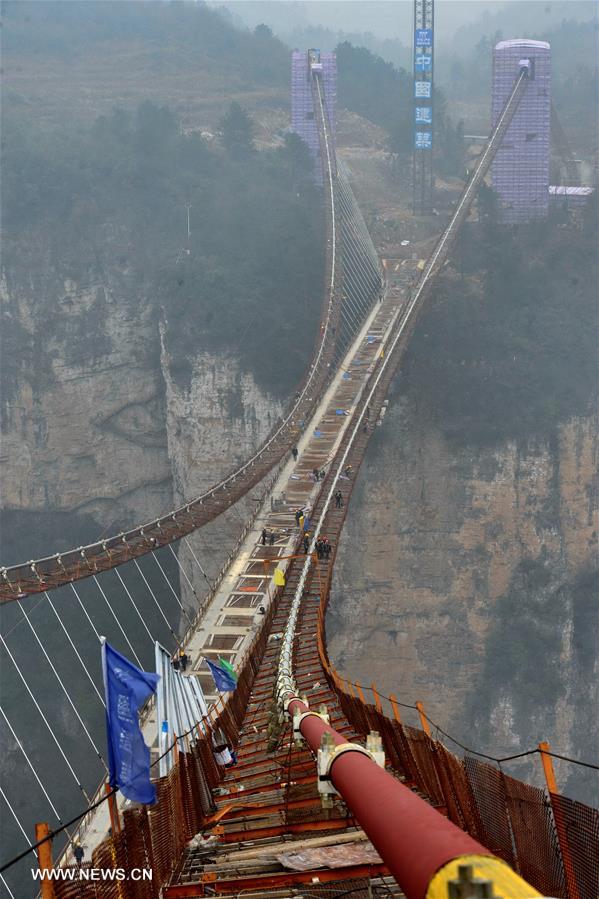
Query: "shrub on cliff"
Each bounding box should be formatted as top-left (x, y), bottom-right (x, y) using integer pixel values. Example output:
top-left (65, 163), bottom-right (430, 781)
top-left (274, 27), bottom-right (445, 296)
top-left (402, 197), bottom-right (598, 446)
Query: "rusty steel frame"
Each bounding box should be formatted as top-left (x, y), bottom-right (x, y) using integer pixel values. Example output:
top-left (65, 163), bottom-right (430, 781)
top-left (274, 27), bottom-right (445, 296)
top-left (165, 864), bottom-right (389, 897)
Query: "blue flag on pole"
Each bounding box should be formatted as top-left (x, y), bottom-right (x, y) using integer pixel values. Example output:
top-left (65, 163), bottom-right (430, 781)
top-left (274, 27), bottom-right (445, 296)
top-left (102, 640), bottom-right (160, 805)
top-left (205, 659), bottom-right (237, 693)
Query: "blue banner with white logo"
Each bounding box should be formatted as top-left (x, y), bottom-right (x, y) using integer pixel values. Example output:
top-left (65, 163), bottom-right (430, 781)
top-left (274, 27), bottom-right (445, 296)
top-left (205, 659), bottom-right (237, 693)
top-left (415, 106), bottom-right (433, 124)
top-left (102, 640), bottom-right (160, 804)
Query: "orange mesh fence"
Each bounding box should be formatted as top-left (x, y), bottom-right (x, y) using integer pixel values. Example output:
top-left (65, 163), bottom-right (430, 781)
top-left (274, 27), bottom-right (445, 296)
top-left (460, 757), bottom-right (515, 865)
top-left (402, 726), bottom-right (445, 807)
top-left (502, 772), bottom-right (566, 896)
top-left (551, 792), bottom-right (599, 899)
top-left (325, 665), bottom-right (598, 899)
top-left (434, 742), bottom-right (486, 840)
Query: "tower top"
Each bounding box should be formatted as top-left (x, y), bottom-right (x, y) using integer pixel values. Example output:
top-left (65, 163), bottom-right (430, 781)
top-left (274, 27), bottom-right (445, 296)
top-left (495, 38), bottom-right (550, 51)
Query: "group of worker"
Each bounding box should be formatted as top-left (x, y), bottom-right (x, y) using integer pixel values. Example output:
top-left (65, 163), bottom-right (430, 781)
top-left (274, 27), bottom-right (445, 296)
top-left (315, 536), bottom-right (332, 560)
top-left (261, 527), bottom-right (277, 546)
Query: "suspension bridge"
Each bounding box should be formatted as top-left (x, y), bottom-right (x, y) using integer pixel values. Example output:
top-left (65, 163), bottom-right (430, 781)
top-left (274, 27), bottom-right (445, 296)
top-left (0, 49), bottom-right (597, 899)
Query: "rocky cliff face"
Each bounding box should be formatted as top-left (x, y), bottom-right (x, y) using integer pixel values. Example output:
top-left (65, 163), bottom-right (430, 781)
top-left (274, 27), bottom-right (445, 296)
top-left (0, 266), bottom-right (282, 573)
top-left (329, 385), bottom-right (598, 796)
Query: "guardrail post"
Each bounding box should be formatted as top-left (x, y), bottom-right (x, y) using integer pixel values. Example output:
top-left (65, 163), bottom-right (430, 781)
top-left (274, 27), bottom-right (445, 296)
top-left (389, 693), bottom-right (402, 724)
top-left (105, 782), bottom-right (121, 834)
top-left (415, 700), bottom-right (431, 736)
top-left (35, 822), bottom-right (56, 899)
top-left (371, 682), bottom-right (383, 714)
top-left (539, 741), bottom-right (580, 899)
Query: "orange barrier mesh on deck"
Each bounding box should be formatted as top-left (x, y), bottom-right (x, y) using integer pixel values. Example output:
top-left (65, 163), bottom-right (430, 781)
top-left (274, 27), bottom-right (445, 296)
top-left (551, 793), bottom-right (599, 899)
top-left (503, 772), bottom-right (566, 896)
top-left (322, 669), bottom-right (599, 899)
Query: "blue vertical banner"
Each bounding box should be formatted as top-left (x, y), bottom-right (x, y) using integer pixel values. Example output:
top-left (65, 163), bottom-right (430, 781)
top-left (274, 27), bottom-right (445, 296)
top-left (414, 54), bottom-right (432, 72)
top-left (415, 131), bottom-right (433, 150)
top-left (415, 81), bottom-right (432, 99)
top-left (415, 28), bottom-right (432, 47)
top-left (415, 107), bottom-right (433, 124)
top-left (102, 639), bottom-right (160, 804)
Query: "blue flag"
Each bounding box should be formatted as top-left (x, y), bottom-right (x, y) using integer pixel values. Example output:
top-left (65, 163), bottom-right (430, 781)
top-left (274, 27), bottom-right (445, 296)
top-left (102, 640), bottom-right (160, 805)
top-left (205, 659), bottom-right (237, 693)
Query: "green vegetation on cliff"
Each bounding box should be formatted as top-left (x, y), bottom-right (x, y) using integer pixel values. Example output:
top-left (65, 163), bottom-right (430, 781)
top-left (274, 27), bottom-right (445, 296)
top-left (336, 41), bottom-right (465, 177)
top-left (402, 194), bottom-right (599, 446)
top-left (2, 99), bottom-right (324, 396)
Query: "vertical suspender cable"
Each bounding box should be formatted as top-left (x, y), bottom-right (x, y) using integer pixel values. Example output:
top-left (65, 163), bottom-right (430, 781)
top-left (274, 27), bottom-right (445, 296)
top-left (0, 635), bottom-right (90, 801)
top-left (70, 583), bottom-right (101, 640)
top-left (167, 544), bottom-right (201, 607)
top-left (133, 559), bottom-right (180, 649)
top-left (150, 552), bottom-right (193, 628)
top-left (0, 873), bottom-right (16, 898)
top-left (182, 536), bottom-right (214, 590)
top-left (0, 707), bottom-right (63, 823)
top-left (0, 786), bottom-right (33, 845)
top-left (0, 783), bottom-right (31, 898)
top-left (15, 604), bottom-right (108, 771)
top-left (111, 568), bottom-right (155, 645)
top-left (45, 592), bottom-right (105, 708)
top-left (92, 575), bottom-right (143, 667)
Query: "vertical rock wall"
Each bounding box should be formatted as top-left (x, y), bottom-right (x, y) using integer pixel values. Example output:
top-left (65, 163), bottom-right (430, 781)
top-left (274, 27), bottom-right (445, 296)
top-left (329, 388), bottom-right (598, 795)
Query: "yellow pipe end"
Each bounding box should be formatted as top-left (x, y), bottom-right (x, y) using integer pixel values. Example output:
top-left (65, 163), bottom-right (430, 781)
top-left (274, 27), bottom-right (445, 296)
top-left (426, 854), bottom-right (542, 899)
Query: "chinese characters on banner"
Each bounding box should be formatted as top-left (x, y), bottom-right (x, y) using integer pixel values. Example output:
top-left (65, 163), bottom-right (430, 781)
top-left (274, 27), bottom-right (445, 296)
top-left (415, 131), bottom-right (433, 150)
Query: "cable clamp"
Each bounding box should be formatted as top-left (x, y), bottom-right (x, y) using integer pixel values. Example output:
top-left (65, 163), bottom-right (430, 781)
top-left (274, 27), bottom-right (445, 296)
top-left (317, 732), bottom-right (385, 807)
top-left (293, 706), bottom-right (329, 744)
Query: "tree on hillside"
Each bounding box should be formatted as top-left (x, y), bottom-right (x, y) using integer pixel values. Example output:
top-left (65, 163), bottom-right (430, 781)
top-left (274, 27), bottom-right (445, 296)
top-left (254, 23), bottom-right (273, 39)
top-left (336, 41), bottom-right (412, 156)
top-left (219, 102), bottom-right (255, 157)
top-left (136, 101), bottom-right (177, 154)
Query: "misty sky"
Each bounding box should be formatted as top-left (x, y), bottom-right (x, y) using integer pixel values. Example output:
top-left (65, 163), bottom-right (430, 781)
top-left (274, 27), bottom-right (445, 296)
top-left (213, 1), bottom-right (598, 45)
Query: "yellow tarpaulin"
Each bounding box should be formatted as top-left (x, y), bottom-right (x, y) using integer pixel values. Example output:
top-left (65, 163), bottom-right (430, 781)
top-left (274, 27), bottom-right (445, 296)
top-left (274, 568), bottom-right (286, 587)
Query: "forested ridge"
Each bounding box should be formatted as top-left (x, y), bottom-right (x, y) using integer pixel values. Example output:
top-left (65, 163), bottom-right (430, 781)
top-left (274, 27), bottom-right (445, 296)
top-left (2, 100), bottom-right (324, 397)
top-left (401, 193), bottom-right (599, 446)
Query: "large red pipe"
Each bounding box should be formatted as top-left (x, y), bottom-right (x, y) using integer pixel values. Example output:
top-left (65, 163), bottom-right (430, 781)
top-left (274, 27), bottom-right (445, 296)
top-left (287, 698), bottom-right (493, 899)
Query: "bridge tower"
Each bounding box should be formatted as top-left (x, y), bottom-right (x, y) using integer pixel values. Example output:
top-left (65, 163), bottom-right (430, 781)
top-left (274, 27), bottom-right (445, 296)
top-left (412, 0), bottom-right (434, 214)
top-left (491, 39), bottom-right (551, 223)
top-left (291, 48), bottom-right (337, 179)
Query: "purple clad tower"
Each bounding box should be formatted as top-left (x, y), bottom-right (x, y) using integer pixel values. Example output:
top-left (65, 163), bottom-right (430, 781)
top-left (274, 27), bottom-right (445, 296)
top-left (291, 50), bottom-right (337, 178)
top-left (491, 39), bottom-right (551, 223)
